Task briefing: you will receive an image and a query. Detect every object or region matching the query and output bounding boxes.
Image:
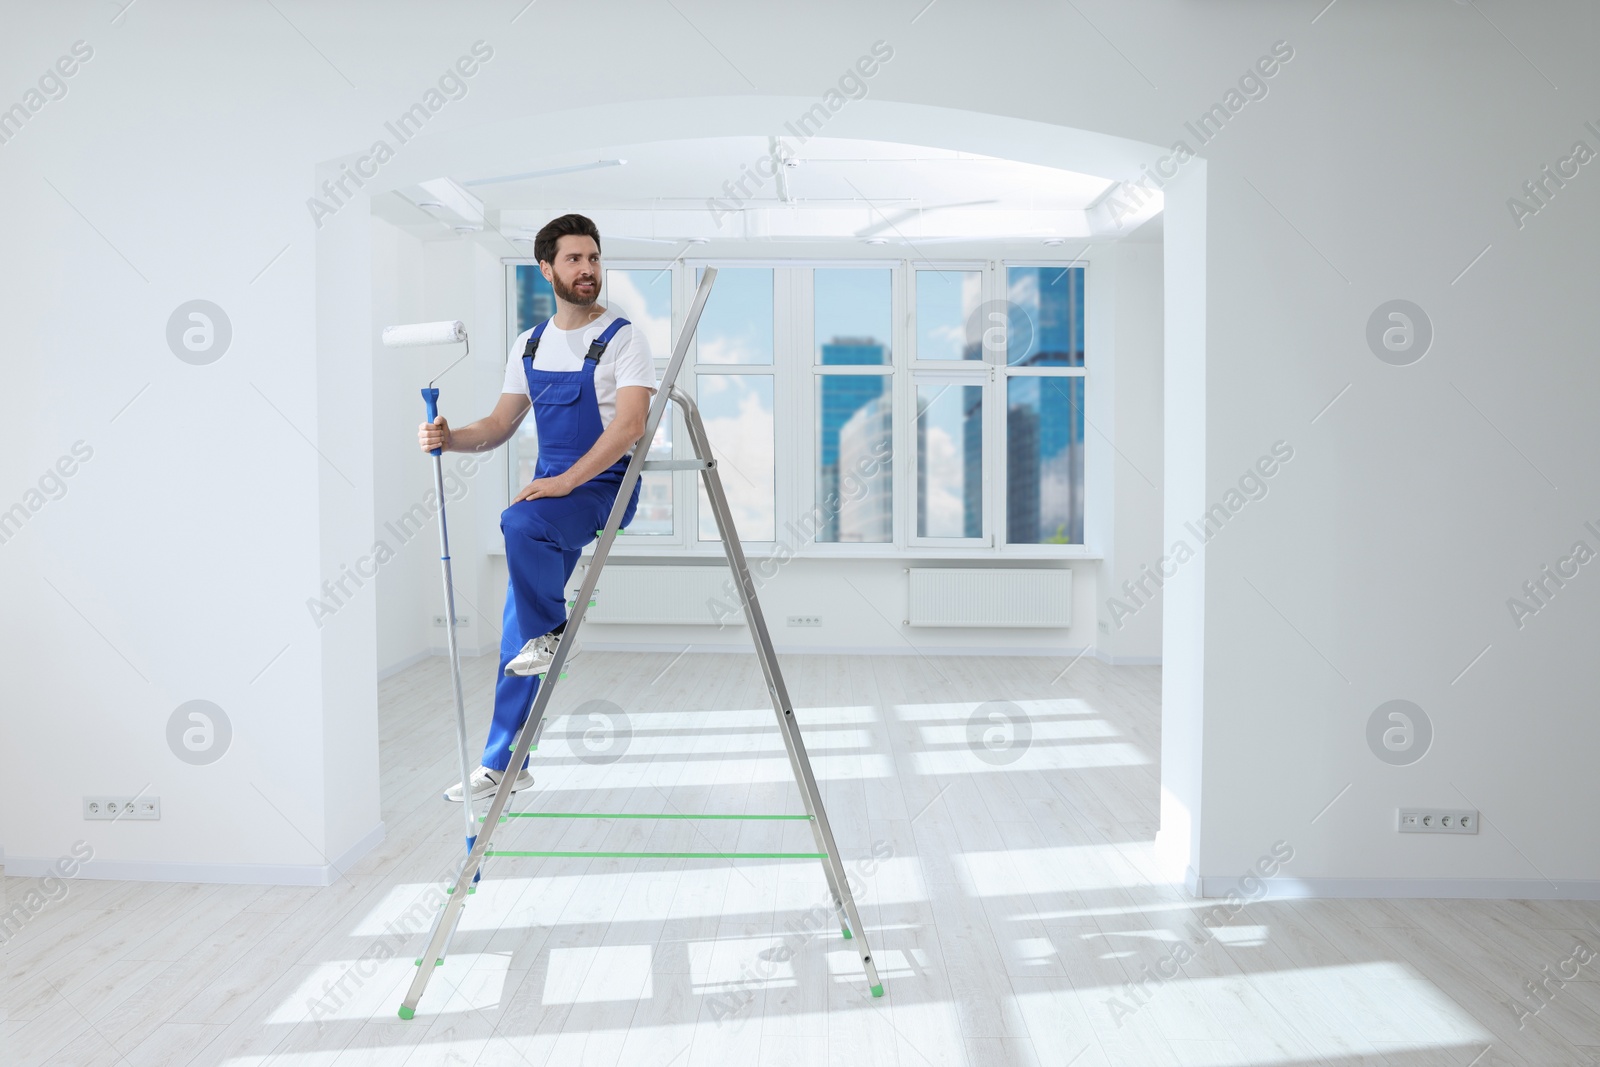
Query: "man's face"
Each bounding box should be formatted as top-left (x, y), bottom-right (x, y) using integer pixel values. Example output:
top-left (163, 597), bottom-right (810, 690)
top-left (541, 235), bottom-right (601, 307)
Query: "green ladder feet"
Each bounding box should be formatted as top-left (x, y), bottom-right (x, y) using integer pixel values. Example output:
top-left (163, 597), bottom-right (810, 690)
top-left (398, 1005), bottom-right (415, 1020)
top-left (841, 926), bottom-right (853, 940)
top-left (871, 983), bottom-right (884, 998)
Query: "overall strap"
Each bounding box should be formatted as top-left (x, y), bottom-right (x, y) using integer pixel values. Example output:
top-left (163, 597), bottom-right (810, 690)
top-left (521, 319), bottom-right (551, 374)
top-left (584, 317), bottom-right (632, 363)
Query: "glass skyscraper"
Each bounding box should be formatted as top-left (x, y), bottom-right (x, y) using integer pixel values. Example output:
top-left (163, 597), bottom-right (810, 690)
top-left (818, 338), bottom-right (890, 542)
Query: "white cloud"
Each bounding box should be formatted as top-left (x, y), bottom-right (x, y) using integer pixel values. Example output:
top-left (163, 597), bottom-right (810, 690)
top-left (603, 271), bottom-right (672, 356)
top-left (699, 383), bottom-right (774, 540)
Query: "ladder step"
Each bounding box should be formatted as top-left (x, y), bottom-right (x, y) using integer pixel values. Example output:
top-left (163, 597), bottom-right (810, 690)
top-left (484, 812), bottom-right (811, 822)
top-left (484, 850), bottom-right (827, 859)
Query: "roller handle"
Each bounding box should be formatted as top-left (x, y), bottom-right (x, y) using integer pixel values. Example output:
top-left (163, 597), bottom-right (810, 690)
top-left (422, 388), bottom-right (442, 457)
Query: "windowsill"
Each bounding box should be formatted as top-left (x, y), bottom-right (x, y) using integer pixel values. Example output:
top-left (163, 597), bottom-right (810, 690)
top-left (487, 543), bottom-right (1102, 562)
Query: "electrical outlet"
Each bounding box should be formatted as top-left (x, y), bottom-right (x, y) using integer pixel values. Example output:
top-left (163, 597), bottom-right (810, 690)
top-left (432, 615), bottom-right (470, 628)
top-left (84, 796), bottom-right (160, 821)
top-left (786, 615), bottom-right (822, 627)
top-left (1397, 808), bottom-right (1478, 834)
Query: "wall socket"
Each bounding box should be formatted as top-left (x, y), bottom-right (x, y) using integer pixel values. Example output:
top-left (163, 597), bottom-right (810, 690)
top-left (84, 796), bottom-right (160, 821)
top-left (432, 615), bottom-right (470, 628)
top-left (787, 615), bottom-right (822, 627)
top-left (1397, 808), bottom-right (1477, 834)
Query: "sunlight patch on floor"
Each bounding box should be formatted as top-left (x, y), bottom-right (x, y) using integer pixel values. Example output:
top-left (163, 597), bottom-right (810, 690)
top-left (957, 843), bottom-right (1160, 896)
top-left (544, 944), bottom-right (654, 1005)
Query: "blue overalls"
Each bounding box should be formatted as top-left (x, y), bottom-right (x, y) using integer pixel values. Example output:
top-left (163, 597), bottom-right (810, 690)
top-left (484, 316), bottom-right (640, 772)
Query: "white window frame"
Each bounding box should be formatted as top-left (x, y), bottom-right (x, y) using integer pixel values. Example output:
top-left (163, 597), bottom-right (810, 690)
top-left (686, 260), bottom-right (789, 549)
top-left (499, 254), bottom-right (1099, 561)
top-left (906, 262), bottom-right (992, 549)
top-left (996, 259), bottom-right (1091, 551)
top-left (804, 261), bottom-right (900, 555)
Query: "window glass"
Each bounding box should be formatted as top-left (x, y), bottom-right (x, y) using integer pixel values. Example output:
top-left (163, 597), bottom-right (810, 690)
top-left (816, 375), bottom-right (892, 543)
top-left (696, 267), bottom-right (773, 364)
top-left (513, 264), bottom-right (555, 334)
top-left (1006, 266), bottom-right (1085, 367)
top-left (915, 270), bottom-right (983, 361)
top-left (604, 268), bottom-right (674, 357)
top-left (816, 268), bottom-right (891, 365)
top-left (1006, 376), bottom-right (1084, 544)
top-left (916, 383), bottom-right (983, 538)
top-left (696, 374), bottom-right (775, 541)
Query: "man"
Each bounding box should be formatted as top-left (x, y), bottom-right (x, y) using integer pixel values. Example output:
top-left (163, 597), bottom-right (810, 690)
top-left (417, 213), bottom-right (655, 801)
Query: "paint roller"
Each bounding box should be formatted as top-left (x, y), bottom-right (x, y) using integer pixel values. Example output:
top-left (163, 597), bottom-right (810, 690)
top-left (381, 319), bottom-right (467, 348)
top-left (381, 317), bottom-right (480, 883)
top-left (382, 321), bottom-right (471, 436)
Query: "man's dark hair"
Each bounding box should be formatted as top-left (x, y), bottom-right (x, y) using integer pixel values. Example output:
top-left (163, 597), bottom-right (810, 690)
top-left (534, 213), bottom-right (602, 266)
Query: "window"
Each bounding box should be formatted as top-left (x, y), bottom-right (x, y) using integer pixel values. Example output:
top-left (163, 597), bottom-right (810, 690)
top-left (695, 268), bottom-right (775, 541)
top-left (1006, 265), bottom-right (1085, 367)
top-left (916, 382), bottom-right (983, 538)
top-left (814, 268), bottom-right (892, 543)
top-left (605, 268), bottom-right (675, 536)
top-left (504, 257), bottom-right (1090, 556)
top-left (1003, 267), bottom-right (1085, 544)
top-left (914, 270), bottom-right (982, 361)
top-left (509, 265), bottom-right (555, 493)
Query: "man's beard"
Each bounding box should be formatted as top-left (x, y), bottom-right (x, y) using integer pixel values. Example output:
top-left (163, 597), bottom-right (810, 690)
top-left (553, 272), bottom-right (599, 307)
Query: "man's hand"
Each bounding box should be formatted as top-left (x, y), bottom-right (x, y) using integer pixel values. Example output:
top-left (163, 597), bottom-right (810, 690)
top-left (418, 416), bottom-right (452, 454)
top-left (513, 475), bottom-right (573, 503)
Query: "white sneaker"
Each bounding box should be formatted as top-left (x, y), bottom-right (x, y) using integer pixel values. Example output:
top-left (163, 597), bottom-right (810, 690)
top-left (504, 631), bottom-right (580, 677)
top-left (443, 765), bottom-right (533, 803)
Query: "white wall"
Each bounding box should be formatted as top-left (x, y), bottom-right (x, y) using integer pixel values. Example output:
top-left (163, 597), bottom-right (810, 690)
top-left (370, 230), bottom-right (509, 676)
top-left (4, 2), bottom-right (1594, 896)
top-left (1094, 242), bottom-right (1166, 665)
top-left (371, 218), bottom-right (434, 673)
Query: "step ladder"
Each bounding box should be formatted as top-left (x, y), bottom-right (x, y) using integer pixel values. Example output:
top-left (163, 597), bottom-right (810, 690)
top-left (399, 267), bottom-right (882, 1019)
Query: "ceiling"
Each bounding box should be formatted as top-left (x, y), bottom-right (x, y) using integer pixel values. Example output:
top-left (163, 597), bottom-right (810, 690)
top-left (374, 135), bottom-right (1163, 251)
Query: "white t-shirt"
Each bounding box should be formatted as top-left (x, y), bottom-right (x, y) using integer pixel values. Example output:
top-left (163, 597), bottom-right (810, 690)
top-left (501, 310), bottom-right (656, 433)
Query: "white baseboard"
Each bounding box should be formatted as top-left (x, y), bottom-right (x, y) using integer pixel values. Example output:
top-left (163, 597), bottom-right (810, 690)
top-left (1195, 871), bottom-right (1600, 901)
top-left (380, 646), bottom-right (500, 680)
top-left (378, 648), bottom-right (435, 680)
top-left (5, 822), bottom-right (386, 887)
top-left (1094, 650), bottom-right (1163, 666)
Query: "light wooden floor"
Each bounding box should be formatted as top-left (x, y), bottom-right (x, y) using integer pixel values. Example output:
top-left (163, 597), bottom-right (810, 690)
top-left (5, 650), bottom-right (1600, 1066)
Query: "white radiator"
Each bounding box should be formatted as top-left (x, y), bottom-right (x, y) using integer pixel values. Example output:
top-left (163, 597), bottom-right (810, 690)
top-left (568, 564), bottom-right (744, 626)
top-left (907, 568), bottom-right (1071, 628)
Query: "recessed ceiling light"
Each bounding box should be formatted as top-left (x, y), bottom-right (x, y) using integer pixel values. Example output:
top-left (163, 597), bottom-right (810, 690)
top-left (453, 224), bottom-right (483, 234)
top-left (686, 237), bottom-right (709, 244)
top-left (1042, 237), bottom-right (1065, 246)
top-left (416, 200), bottom-right (445, 210)
top-left (862, 237), bottom-right (889, 245)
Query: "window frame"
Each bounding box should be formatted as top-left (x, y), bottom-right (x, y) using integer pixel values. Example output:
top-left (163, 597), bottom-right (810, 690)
top-left (499, 254), bottom-right (1099, 561)
top-left (996, 259), bottom-right (1091, 549)
top-left (802, 261), bottom-right (900, 554)
top-left (906, 262), bottom-right (992, 548)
